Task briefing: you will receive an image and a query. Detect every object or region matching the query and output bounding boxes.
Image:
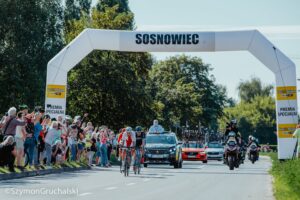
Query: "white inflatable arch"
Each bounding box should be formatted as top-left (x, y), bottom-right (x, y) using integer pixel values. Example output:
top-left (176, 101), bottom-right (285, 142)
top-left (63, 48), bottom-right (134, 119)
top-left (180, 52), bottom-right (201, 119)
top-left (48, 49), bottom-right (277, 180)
top-left (45, 29), bottom-right (297, 159)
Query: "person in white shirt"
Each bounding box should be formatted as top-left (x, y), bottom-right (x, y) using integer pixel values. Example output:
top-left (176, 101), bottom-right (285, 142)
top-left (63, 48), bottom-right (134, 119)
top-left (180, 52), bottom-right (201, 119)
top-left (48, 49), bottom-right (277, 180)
top-left (44, 122), bottom-right (60, 166)
top-left (149, 119), bottom-right (164, 133)
top-left (15, 112), bottom-right (26, 168)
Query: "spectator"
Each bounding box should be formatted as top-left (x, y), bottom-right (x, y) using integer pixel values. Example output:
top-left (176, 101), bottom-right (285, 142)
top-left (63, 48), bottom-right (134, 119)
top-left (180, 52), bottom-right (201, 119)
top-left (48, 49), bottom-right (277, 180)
top-left (52, 139), bottom-right (64, 164)
top-left (100, 129), bottom-right (109, 167)
top-left (85, 131), bottom-right (97, 166)
top-left (68, 124), bottom-right (78, 161)
top-left (293, 124), bottom-right (300, 158)
top-left (1, 107), bottom-right (26, 137)
top-left (44, 122), bottom-right (60, 166)
top-left (107, 130), bottom-right (114, 166)
top-left (77, 131), bottom-right (86, 161)
top-left (19, 104), bottom-right (29, 115)
top-left (0, 136), bottom-right (16, 172)
top-left (24, 114), bottom-right (35, 168)
top-left (95, 131), bottom-right (101, 166)
top-left (15, 112), bottom-right (26, 169)
top-left (33, 112), bottom-right (43, 167)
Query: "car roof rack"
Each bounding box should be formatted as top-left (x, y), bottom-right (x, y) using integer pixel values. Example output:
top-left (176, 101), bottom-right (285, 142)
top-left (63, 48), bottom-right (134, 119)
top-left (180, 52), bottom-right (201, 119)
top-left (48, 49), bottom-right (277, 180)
top-left (148, 131), bottom-right (174, 135)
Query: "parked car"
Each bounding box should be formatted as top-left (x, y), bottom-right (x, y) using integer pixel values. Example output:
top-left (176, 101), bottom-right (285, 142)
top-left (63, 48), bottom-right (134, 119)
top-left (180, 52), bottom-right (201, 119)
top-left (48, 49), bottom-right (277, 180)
top-left (182, 141), bottom-right (207, 163)
top-left (205, 142), bottom-right (224, 161)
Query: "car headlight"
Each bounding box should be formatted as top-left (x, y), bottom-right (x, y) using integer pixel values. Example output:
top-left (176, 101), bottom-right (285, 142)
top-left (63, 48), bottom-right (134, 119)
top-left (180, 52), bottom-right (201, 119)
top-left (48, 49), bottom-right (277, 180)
top-left (169, 147), bottom-right (176, 153)
top-left (200, 151), bottom-right (206, 155)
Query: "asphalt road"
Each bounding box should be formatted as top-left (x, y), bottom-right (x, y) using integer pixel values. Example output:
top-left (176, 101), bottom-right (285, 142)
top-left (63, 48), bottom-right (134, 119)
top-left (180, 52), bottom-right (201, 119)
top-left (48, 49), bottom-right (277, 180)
top-left (0, 156), bottom-right (274, 200)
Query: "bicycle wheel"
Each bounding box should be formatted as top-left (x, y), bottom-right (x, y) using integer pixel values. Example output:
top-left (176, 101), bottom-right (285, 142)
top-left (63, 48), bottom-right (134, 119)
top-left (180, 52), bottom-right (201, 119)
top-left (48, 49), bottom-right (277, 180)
top-left (120, 162), bottom-right (123, 173)
top-left (124, 163), bottom-right (127, 177)
top-left (124, 153), bottom-right (129, 177)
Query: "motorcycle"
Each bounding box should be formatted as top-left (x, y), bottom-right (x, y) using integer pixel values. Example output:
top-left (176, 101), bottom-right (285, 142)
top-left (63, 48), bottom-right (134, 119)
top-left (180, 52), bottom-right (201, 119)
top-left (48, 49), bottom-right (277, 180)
top-left (248, 143), bottom-right (258, 164)
top-left (225, 140), bottom-right (239, 170)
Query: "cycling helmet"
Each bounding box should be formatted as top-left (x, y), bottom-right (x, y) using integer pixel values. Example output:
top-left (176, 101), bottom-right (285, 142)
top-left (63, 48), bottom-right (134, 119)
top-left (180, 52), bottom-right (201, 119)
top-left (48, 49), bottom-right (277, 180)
top-left (126, 127), bottom-right (132, 132)
top-left (135, 126), bottom-right (142, 132)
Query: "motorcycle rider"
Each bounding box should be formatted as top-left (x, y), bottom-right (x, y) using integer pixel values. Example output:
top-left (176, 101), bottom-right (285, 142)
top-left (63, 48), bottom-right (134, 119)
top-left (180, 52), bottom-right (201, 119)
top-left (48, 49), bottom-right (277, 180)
top-left (224, 119), bottom-right (241, 144)
top-left (223, 119), bottom-right (242, 164)
top-left (247, 135), bottom-right (260, 147)
top-left (247, 136), bottom-right (261, 160)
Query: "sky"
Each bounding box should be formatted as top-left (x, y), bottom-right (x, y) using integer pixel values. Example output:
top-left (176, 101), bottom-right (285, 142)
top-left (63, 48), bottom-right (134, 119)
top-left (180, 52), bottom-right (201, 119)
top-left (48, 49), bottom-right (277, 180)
top-left (126, 0), bottom-right (300, 101)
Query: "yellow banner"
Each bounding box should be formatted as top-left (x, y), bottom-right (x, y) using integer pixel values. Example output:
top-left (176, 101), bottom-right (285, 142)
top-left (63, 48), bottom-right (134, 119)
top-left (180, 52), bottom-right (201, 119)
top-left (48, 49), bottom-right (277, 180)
top-left (276, 86), bottom-right (297, 100)
top-left (277, 124), bottom-right (297, 138)
top-left (46, 85), bottom-right (66, 99)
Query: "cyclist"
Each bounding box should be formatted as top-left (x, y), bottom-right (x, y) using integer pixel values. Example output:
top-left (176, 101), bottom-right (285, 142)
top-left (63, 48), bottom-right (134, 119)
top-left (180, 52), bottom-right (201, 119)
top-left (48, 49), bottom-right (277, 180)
top-left (133, 126), bottom-right (145, 171)
top-left (121, 127), bottom-right (136, 171)
top-left (117, 128), bottom-right (126, 161)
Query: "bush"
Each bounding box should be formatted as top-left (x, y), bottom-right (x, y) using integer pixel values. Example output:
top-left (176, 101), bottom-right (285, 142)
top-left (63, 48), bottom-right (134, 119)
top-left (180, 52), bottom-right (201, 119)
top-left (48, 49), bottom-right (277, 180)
top-left (268, 153), bottom-right (300, 200)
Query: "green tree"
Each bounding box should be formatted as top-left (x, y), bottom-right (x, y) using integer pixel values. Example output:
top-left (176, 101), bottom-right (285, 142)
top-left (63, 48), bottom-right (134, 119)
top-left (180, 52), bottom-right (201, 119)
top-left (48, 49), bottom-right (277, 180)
top-left (219, 78), bottom-right (276, 144)
top-left (65, 2), bottom-right (153, 129)
top-left (0, 0), bottom-right (63, 112)
top-left (149, 55), bottom-right (228, 130)
top-left (238, 77), bottom-right (273, 103)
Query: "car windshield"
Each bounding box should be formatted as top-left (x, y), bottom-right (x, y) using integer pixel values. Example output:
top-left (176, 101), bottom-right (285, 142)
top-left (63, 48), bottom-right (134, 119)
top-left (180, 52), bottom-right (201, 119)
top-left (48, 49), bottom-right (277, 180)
top-left (146, 135), bottom-right (176, 144)
top-left (182, 143), bottom-right (203, 148)
top-left (208, 143), bottom-right (223, 148)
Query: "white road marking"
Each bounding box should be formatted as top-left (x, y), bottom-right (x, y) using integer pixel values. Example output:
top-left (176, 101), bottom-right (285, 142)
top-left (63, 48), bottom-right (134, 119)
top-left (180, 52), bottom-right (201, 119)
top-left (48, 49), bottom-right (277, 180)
top-left (105, 187), bottom-right (118, 190)
top-left (126, 183), bottom-right (136, 186)
top-left (78, 192), bottom-right (92, 196)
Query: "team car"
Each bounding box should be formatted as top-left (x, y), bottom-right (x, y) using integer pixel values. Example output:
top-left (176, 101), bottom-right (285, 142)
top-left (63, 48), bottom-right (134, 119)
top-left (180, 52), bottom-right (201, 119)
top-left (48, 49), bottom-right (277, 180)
top-left (205, 142), bottom-right (224, 161)
top-left (181, 141), bottom-right (207, 163)
top-left (144, 132), bottom-right (183, 168)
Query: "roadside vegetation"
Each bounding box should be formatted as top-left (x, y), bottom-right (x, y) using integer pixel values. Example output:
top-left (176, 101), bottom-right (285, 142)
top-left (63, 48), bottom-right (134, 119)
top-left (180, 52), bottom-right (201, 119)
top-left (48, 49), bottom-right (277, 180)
top-left (0, 161), bottom-right (88, 175)
top-left (262, 152), bottom-right (300, 200)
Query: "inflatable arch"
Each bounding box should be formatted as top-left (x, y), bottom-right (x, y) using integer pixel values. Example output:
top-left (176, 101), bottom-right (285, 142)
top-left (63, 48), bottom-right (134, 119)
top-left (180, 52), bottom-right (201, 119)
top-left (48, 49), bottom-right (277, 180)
top-left (45, 29), bottom-right (297, 159)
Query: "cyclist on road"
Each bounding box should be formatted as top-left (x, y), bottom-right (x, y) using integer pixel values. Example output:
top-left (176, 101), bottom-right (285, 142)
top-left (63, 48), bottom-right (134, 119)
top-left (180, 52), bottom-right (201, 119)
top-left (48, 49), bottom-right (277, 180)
top-left (121, 127), bottom-right (136, 170)
top-left (117, 128), bottom-right (126, 161)
top-left (134, 126), bottom-right (145, 169)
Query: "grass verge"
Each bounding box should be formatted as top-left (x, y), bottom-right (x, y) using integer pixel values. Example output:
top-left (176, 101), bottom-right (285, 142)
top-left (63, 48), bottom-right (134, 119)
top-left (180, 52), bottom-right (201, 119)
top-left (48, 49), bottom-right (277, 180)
top-left (262, 152), bottom-right (300, 200)
top-left (0, 161), bottom-right (88, 175)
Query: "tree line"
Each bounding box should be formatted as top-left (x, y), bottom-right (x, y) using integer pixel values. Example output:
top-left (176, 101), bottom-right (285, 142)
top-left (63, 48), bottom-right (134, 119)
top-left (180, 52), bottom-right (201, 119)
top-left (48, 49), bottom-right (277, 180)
top-left (0, 0), bottom-right (277, 144)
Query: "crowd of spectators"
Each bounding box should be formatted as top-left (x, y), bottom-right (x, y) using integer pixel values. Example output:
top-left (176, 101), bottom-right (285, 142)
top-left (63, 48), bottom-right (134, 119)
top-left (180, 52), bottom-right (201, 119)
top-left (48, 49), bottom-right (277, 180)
top-left (0, 105), bottom-right (117, 172)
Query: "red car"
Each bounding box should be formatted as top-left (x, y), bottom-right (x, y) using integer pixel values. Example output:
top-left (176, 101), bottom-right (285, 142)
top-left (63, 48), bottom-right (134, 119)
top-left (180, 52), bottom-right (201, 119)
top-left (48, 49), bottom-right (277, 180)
top-left (182, 142), bottom-right (207, 163)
